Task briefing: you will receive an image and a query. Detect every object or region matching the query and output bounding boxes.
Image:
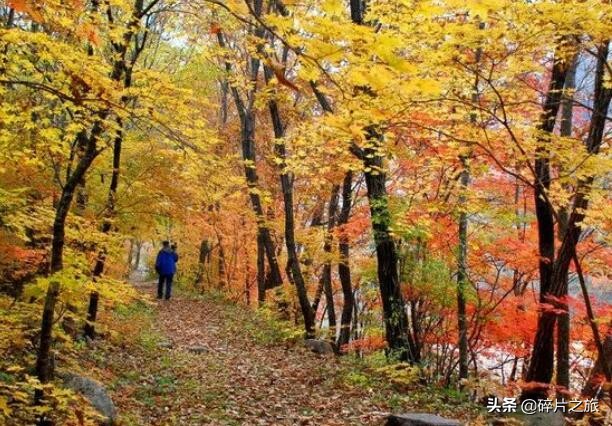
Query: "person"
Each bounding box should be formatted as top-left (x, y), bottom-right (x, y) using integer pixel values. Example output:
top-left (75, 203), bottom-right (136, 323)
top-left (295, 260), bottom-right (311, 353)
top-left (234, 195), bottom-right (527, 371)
top-left (155, 240), bottom-right (177, 300)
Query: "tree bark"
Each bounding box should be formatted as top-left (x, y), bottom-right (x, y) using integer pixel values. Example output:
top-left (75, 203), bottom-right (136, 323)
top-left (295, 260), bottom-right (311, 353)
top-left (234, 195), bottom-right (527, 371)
top-left (265, 66), bottom-right (315, 338)
top-left (134, 240), bottom-right (142, 271)
top-left (456, 156), bottom-right (469, 381)
top-left (257, 230), bottom-right (266, 304)
top-left (195, 238), bottom-right (211, 286)
top-left (37, 0), bottom-right (150, 389)
top-left (217, 30), bottom-right (284, 291)
top-left (522, 46), bottom-right (571, 400)
top-left (346, 0), bottom-right (415, 363)
top-left (556, 57), bottom-right (577, 392)
top-left (217, 232), bottom-right (227, 288)
top-left (363, 141), bottom-right (418, 362)
top-left (456, 22), bottom-right (484, 381)
top-left (37, 124), bottom-right (102, 394)
top-left (89, 0), bottom-right (149, 341)
top-left (525, 41), bottom-right (611, 400)
top-left (83, 291), bottom-right (99, 340)
top-left (322, 185), bottom-right (340, 334)
top-left (337, 172), bottom-right (354, 350)
top-left (92, 123), bottom-right (123, 276)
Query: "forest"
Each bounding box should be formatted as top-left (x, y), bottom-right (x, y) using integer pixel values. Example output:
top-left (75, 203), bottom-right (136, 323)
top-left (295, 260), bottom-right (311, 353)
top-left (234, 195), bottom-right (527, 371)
top-left (0, 0), bottom-right (610, 425)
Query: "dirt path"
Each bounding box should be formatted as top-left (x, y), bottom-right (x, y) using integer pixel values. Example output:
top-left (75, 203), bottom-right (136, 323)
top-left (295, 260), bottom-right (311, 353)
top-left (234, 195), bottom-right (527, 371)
top-left (105, 283), bottom-right (395, 425)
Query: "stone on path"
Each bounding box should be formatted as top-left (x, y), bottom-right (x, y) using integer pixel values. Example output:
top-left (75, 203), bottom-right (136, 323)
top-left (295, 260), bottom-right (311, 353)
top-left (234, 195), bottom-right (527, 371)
top-left (61, 372), bottom-right (117, 424)
top-left (386, 413), bottom-right (462, 426)
top-left (304, 339), bottom-right (335, 354)
top-left (157, 340), bottom-right (173, 349)
top-left (187, 345), bottom-right (208, 354)
top-left (511, 410), bottom-right (566, 426)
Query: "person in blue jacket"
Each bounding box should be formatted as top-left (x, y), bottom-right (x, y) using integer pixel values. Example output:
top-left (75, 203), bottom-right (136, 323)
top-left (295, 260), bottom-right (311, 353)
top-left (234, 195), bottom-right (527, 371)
top-left (155, 240), bottom-right (177, 300)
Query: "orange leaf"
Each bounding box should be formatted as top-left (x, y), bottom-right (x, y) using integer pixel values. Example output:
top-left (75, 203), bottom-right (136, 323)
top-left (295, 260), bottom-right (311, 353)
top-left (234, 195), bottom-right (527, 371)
top-left (210, 22), bottom-right (221, 34)
top-left (7, 0), bottom-right (44, 22)
top-left (269, 61), bottom-right (301, 93)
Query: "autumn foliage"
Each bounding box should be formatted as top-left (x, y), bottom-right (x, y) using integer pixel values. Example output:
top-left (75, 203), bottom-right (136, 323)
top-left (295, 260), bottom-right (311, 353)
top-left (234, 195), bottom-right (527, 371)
top-left (0, 0), bottom-right (610, 424)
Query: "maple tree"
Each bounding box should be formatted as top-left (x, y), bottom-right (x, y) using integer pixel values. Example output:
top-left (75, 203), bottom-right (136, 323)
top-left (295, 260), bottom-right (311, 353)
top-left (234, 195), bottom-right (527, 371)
top-left (0, 0), bottom-right (610, 423)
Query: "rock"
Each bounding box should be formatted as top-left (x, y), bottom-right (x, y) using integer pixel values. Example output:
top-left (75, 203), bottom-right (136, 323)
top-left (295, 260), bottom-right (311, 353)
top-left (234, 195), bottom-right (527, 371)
top-left (511, 410), bottom-right (566, 426)
top-left (187, 345), bottom-right (208, 354)
top-left (489, 418), bottom-right (523, 426)
top-left (84, 335), bottom-right (97, 348)
top-left (60, 372), bottom-right (117, 424)
top-left (158, 340), bottom-right (173, 349)
top-left (386, 413), bottom-right (462, 426)
top-left (304, 339), bottom-right (335, 354)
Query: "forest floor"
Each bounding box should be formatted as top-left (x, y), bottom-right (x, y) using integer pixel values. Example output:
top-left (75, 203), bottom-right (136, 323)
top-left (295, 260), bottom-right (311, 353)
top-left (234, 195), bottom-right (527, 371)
top-left (81, 281), bottom-right (485, 425)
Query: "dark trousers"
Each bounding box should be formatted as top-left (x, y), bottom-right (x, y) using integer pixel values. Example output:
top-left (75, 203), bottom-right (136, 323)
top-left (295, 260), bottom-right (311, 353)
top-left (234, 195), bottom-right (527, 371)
top-left (157, 274), bottom-right (174, 299)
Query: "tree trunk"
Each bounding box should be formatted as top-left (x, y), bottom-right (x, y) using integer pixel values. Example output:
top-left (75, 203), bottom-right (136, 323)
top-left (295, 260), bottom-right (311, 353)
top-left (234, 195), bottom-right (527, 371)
top-left (323, 185), bottom-right (340, 334)
top-left (92, 122), bottom-right (123, 276)
top-left (87, 0), bottom-right (148, 342)
top-left (217, 233), bottom-right (227, 288)
top-left (556, 56), bottom-right (577, 392)
top-left (83, 291), bottom-right (99, 340)
top-left (337, 172), bottom-right (354, 350)
top-left (37, 0), bottom-right (148, 390)
top-left (346, 0), bottom-right (415, 363)
top-left (522, 47), bottom-right (571, 400)
top-left (196, 238), bottom-right (211, 286)
top-left (312, 275), bottom-right (325, 314)
top-left (525, 42), bottom-right (611, 400)
top-left (37, 122), bottom-right (102, 392)
top-left (456, 157), bottom-right (469, 381)
top-left (257, 230), bottom-right (266, 304)
top-left (134, 240), bottom-right (142, 271)
top-left (35, 280), bottom-right (59, 385)
top-left (217, 30), bottom-right (284, 291)
top-left (456, 25), bottom-right (483, 381)
top-left (265, 68), bottom-right (315, 338)
top-left (363, 139), bottom-right (417, 362)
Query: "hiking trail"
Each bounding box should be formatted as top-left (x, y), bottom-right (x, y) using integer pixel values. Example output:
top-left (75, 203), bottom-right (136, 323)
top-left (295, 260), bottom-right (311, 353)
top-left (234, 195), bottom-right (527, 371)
top-left (102, 281), bottom-right (398, 425)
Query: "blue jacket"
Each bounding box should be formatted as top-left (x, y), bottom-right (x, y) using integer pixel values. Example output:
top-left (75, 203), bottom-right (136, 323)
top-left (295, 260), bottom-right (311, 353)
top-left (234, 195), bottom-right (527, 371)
top-left (156, 247), bottom-right (176, 275)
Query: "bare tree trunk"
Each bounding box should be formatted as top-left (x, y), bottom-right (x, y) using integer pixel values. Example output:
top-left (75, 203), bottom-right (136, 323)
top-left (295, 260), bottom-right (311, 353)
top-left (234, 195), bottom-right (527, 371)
top-left (83, 291), bottom-right (99, 340)
top-left (311, 275), bottom-right (325, 314)
top-left (93, 124), bottom-right (123, 274)
top-left (244, 221), bottom-right (251, 304)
